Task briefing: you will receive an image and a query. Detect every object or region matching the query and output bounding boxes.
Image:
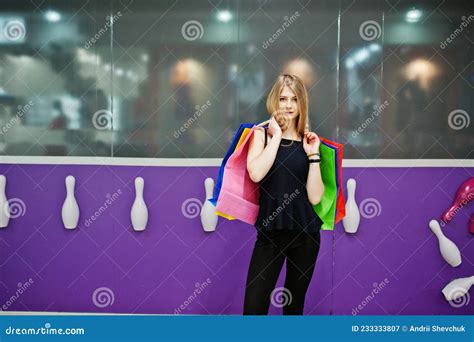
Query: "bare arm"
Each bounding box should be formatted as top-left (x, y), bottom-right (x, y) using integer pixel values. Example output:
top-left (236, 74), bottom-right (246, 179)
top-left (247, 127), bottom-right (282, 183)
top-left (306, 161), bottom-right (325, 205)
top-left (303, 131), bottom-right (324, 205)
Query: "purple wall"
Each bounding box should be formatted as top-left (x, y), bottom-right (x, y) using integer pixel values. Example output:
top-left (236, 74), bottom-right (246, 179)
top-left (0, 164), bottom-right (472, 315)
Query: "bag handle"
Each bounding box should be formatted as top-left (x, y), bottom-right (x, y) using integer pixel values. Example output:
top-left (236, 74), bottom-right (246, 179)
top-left (255, 119), bottom-right (270, 147)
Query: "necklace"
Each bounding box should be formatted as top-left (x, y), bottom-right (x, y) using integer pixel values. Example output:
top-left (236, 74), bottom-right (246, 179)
top-left (280, 134), bottom-right (301, 147)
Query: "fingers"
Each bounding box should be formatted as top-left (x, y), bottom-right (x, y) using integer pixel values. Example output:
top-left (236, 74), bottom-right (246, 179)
top-left (269, 117), bottom-right (283, 135)
top-left (303, 132), bottom-right (321, 149)
top-left (273, 116), bottom-right (288, 131)
top-left (304, 132), bottom-right (319, 141)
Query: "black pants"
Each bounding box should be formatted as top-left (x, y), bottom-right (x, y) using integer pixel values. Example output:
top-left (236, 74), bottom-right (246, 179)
top-left (243, 229), bottom-right (321, 315)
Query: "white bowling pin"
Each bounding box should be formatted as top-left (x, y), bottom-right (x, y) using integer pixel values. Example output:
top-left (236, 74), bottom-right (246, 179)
top-left (200, 178), bottom-right (218, 232)
top-left (0, 175), bottom-right (10, 228)
top-left (131, 177), bottom-right (148, 231)
top-left (429, 220), bottom-right (461, 267)
top-left (342, 178), bottom-right (360, 234)
top-left (442, 276), bottom-right (474, 301)
top-left (61, 175), bottom-right (80, 229)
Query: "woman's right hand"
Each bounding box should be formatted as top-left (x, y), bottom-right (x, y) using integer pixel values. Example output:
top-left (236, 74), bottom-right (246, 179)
top-left (267, 116), bottom-right (282, 138)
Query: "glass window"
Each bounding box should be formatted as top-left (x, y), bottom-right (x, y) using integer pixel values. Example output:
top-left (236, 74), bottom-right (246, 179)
top-left (0, 0), bottom-right (471, 158)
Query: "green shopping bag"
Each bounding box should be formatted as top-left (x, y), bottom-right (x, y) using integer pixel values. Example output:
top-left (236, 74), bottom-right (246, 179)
top-left (313, 143), bottom-right (337, 230)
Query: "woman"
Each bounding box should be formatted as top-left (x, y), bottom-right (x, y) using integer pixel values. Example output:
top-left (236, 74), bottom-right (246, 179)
top-left (244, 74), bottom-right (325, 315)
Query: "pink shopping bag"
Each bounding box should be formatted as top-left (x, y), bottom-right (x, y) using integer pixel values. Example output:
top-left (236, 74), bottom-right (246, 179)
top-left (215, 125), bottom-right (261, 225)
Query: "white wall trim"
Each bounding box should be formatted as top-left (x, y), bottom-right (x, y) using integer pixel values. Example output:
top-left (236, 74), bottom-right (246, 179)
top-left (0, 310), bottom-right (158, 316)
top-left (0, 156), bottom-right (472, 167)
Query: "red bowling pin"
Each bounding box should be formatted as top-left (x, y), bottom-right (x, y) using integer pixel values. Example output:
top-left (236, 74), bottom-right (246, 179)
top-left (441, 177), bottom-right (474, 224)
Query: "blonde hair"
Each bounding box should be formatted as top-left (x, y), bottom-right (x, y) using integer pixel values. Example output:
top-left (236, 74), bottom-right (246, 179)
top-left (266, 74), bottom-right (310, 136)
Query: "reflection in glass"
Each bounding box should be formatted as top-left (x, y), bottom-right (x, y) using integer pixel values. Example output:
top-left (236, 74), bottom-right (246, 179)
top-left (0, 0), bottom-right (471, 159)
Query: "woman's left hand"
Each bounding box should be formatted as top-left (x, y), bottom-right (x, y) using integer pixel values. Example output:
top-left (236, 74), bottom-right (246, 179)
top-left (303, 131), bottom-right (320, 155)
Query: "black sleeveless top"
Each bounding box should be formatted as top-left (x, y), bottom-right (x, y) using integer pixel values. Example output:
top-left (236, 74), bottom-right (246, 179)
top-left (254, 127), bottom-right (323, 233)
